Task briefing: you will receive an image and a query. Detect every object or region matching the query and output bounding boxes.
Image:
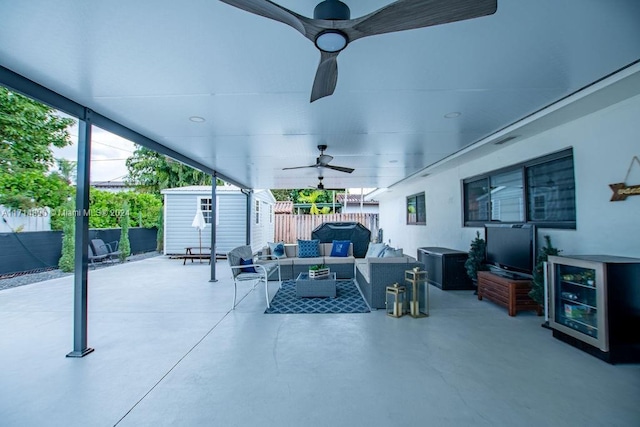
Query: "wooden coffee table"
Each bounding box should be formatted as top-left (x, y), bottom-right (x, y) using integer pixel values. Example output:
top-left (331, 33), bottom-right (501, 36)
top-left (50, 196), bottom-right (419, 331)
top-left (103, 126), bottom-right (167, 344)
top-left (295, 272), bottom-right (337, 298)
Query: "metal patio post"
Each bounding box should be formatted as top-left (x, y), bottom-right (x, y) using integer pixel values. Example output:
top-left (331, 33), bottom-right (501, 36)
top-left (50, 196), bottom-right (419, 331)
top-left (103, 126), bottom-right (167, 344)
top-left (67, 109), bottom-right (94, 357)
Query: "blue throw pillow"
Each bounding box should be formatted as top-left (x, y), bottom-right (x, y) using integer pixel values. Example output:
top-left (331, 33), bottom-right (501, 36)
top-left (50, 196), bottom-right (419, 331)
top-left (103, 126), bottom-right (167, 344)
top-left (240, 257), bottom-right (256, 273)
top-left (330, 240), bottom-right (350, 257)
top-left (297, 239), bottom-right (320, 258)
top-left (268, 241), bottom-right (287, 259)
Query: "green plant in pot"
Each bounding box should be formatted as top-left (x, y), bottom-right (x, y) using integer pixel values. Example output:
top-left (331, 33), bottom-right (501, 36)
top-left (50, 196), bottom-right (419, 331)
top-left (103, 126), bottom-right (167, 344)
top-left (529, 235), bottom-right (561, 308)
top-left (464, 231), bottom-right (489, 291)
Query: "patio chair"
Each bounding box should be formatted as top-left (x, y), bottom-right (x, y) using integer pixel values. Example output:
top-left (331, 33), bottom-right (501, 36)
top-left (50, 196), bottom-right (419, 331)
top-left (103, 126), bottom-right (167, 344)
top-left (88, 244), bottom-right (109, 267)
top-left (227, 245), bottom-right (281, 310)
top-left (90, 238), bottom-right (122, 263)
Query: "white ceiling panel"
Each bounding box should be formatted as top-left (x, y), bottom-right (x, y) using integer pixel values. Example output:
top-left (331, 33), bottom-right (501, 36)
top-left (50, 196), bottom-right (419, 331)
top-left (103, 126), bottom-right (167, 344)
top-left (1, 0), bottom-right (639, 189)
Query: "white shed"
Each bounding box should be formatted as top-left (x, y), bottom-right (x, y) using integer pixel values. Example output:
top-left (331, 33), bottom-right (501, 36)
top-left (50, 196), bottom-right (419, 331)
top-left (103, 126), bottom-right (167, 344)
top-left (161, 185), bottom-right (275, 255)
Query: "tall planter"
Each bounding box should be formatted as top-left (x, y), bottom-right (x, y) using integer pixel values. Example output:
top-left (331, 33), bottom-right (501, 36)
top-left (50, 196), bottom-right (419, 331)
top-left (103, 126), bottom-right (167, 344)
top-left (118, 201), bottom-right (131, 262)
top-left (464, 231), bottom-right (489, 290)
top-left (58, 202), bottom-right (75, 272)
top-left (529, 235), bottom-right (560, 307)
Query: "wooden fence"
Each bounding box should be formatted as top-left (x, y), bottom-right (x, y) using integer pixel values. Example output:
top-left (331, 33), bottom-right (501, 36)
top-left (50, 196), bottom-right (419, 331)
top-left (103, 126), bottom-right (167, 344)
top-left (274, 213), bottom-right (379, 243)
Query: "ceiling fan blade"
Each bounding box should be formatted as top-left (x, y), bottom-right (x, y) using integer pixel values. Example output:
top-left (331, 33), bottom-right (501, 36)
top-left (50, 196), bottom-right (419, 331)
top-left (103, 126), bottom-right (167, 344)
top-left (324, 164), bottom-right (355, 174)
top-left (218, 0), bottom-right (308, 36)
top-left (310, 51), bottom-right (339, 103)
top-left (348, 0), bottom-right (497, 41)
top-left (282, 164), bottom-right (318, 170)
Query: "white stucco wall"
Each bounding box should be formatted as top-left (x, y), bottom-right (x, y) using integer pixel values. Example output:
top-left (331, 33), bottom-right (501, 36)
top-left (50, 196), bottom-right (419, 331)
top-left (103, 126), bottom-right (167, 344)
top-left (377, 93), bottom-right (640, 260)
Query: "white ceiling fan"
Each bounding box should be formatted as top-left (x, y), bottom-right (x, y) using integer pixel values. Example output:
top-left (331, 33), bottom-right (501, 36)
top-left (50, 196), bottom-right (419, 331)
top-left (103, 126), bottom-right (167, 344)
top-left (219, 0), bottom-right (498, 102)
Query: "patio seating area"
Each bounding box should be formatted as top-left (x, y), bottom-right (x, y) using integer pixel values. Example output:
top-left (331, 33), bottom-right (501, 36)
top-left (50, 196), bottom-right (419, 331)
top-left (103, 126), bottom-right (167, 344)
top-left (1, 256), bottom-right (639, 426)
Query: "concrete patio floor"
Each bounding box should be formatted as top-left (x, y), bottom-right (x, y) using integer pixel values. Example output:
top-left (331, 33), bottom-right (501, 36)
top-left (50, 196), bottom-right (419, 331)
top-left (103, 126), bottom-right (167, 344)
top-left (1, 256), bottom-right (638, 426)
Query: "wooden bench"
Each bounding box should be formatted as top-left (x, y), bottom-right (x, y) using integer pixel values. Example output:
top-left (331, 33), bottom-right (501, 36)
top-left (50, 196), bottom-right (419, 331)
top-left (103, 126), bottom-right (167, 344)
top-left (477, 271), bottom-right (541, 316)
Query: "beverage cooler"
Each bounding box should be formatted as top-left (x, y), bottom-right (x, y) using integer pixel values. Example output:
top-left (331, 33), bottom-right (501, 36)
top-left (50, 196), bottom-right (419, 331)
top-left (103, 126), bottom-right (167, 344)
top-left (548, 255), bottom-right (640, 363)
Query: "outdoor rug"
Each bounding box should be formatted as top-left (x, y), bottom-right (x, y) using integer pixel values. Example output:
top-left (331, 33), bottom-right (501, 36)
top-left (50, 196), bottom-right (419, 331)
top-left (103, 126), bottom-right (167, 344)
top-left (265, 279), bottom-right (370, 314)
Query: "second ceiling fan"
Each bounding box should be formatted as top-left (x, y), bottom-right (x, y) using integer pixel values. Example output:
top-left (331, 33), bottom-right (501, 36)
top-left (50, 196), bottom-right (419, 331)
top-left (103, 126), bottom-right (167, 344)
top-left (219, 0), bottom-right (498, 102)
top-left (283, 144), bottom-right (354, 174)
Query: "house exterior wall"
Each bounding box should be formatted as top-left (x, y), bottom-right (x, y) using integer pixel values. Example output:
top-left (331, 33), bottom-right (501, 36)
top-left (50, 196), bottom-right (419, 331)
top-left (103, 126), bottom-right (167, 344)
top-left (341, 204), bottom-right (379, 214)
top-left (377, 93), bottom-right (640, 260)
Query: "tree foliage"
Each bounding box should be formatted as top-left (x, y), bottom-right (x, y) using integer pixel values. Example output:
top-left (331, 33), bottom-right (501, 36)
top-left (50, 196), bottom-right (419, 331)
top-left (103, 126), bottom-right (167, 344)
top-left (86, 189), bottom-right (162, 230)
top-left (125, 146), bottom-right (223, 196)
top-left (297, 190), bottom-right (332, 214)
top-left (0, 87), bottom-right (75, 210)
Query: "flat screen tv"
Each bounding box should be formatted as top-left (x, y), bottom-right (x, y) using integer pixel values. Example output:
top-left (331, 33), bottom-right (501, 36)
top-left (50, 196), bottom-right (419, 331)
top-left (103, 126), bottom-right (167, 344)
top-left (484, 224), bottom-right (536, 277)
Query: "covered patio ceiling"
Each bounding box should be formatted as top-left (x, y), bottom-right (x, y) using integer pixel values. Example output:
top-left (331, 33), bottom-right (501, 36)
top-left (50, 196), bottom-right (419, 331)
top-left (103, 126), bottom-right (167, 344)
top-left (1, 1), bottom-right (639, 190)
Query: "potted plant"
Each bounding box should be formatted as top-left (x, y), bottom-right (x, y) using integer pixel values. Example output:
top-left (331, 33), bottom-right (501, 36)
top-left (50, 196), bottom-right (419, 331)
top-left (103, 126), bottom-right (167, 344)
top-left (309, 264), bottom-right (330, 278)
top-left (529, 235), bottom-right (561, 312)
top-left (464, 231), bottom-right (489, 292)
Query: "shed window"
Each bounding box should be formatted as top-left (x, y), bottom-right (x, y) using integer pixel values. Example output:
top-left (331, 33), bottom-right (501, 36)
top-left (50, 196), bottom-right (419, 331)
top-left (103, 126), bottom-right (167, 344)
top-left (200, 198), bottom-right (212, 224)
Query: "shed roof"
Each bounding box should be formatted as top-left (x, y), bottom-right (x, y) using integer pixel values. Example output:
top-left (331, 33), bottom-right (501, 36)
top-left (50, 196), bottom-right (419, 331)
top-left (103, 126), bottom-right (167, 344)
top-left (336, 194), bottom-right (379, 206)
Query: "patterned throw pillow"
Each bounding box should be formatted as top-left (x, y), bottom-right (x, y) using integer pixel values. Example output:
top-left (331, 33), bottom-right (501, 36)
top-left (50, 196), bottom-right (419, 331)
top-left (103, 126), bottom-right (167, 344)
top-left (268, 241), bottom-right (287, 259)
top-left (330, 240), bottom-right (350, 257)
top-left (240, 257), bottom-right (256, 273)
top-left (297, 239), bottom-right (320, 258)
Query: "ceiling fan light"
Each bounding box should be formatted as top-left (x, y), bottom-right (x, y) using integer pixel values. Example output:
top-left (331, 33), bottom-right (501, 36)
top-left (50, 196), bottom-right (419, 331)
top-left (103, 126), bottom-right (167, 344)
top-left (315, 30), bottom-right (348, 52)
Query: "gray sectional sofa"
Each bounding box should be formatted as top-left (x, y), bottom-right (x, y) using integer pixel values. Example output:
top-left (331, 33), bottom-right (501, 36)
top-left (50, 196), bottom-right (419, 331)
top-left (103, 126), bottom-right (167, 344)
top-left (263, 240), bottom-right (425, 310)
top-left (263, 242), bottom-right (356, 280)
top-left (355, 255), bottom-right (424, 309)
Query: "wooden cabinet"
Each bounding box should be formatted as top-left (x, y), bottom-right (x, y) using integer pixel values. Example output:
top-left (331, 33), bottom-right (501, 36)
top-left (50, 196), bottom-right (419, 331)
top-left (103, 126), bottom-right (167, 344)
top-left (477, 271), bottom-right (541, 316)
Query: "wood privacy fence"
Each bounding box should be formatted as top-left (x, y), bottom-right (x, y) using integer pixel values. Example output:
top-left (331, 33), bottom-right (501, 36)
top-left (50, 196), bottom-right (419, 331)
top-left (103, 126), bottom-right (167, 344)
top-left (274, 213), bottom-right (379, 243)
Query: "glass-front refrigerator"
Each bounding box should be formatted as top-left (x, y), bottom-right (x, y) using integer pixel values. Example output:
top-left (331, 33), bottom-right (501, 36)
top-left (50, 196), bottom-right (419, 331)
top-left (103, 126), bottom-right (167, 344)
top-left (548, 255), bottom-right (640, 363)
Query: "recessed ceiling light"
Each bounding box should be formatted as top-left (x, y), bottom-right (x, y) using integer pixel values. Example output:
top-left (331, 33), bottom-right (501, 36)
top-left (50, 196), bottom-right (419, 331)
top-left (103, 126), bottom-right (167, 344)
top-left (444, 112), bottom-right (461, 119)
top-left (189, 116), bottom-right (205, 123)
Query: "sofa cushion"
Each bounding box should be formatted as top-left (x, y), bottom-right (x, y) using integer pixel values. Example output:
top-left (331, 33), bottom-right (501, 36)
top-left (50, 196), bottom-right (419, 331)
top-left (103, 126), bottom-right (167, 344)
top-left (382, 247), bottom-right (404, 257)
top-left (330, 240), bottom-right (351, 257)
top-left (268, 241), bottom-right (287, 259)
top-left (284, 244), bottom-right (297, 258)
top-left (365, 242), bottom-right (387, 258)
top-left (298, 239), bottom-right (320, 257)
top-left (324, 255), bottom-right (355, 264)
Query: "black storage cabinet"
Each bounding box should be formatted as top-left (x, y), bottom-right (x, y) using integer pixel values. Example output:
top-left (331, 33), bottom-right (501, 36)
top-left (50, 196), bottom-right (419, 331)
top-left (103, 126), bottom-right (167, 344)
top-left (417, 247), bottom-right (473, 290)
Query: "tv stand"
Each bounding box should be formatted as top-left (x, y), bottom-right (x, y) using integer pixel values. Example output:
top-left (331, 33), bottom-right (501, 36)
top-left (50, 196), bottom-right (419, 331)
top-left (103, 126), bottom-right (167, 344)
top-left (477, 271), bottom-right (541, 316)
top-left (491, 270), bottom-right (525, 281)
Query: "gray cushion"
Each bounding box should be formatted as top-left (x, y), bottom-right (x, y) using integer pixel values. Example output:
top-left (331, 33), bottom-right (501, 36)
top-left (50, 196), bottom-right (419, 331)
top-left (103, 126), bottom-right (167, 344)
top-left (365, 242), bottom-right (387, 258)
top-left (382, 247), bottom-right (404, 258)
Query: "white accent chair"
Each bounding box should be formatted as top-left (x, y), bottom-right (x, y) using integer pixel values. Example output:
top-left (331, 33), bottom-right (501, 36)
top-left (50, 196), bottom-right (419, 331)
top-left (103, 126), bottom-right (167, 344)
top-left (227, 245), bottom-right (281, 310)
